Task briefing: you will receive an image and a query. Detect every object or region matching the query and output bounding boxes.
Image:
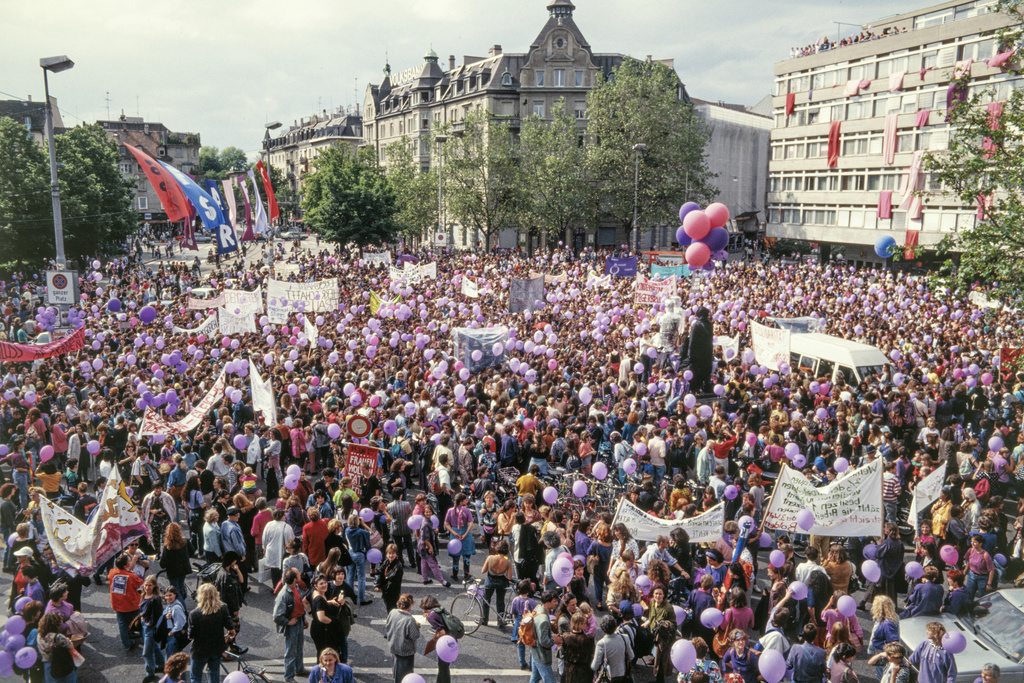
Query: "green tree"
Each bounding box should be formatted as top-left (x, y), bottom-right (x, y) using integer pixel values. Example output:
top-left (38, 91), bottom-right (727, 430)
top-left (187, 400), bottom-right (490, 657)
top-left (519, 100), bottom-right (598, 247)
top-left (267, 164), bottom-right (297, 221)
top-left (439, 110), bottom-right (522, 249)
top-left (586, 58), bottom-right (716, 237)
top-left (220, 146), bottom-right (249, 173)
top-left (0, 119), bottom-right (133, 269)
top-left (385, 137), bottom-right (438, 239)
top-left (924, 0), bottom-right (1024, 305)
top-left (198, 146), bottom-right (224, 179)
top-left (301, 145), bottom-right (401, 247)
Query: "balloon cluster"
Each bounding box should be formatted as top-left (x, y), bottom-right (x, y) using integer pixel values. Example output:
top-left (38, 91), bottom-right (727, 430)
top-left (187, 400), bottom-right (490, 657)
top-left (0, 607), bottom-right (37, 675)
top-left (676, 202), bottom-right (731, 270)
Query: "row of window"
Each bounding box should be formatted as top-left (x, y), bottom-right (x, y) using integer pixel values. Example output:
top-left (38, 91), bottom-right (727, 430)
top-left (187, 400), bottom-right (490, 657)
top-left (772, 128), bottom-right (950, 161)
top-left (769, 205), bottom-right (976, 232)
top-left (770, 168), bottom-right (942, 193)
top-left (534, 69), bottom-right (587, 88)
top-left (777, 35), bottom-right (999, 96)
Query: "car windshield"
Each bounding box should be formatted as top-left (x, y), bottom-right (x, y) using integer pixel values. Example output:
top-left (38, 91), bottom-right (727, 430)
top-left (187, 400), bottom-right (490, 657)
top-left (974, 593), bottom-right (1024, 663)
top-left (856, 365), bottom-right (885, 381)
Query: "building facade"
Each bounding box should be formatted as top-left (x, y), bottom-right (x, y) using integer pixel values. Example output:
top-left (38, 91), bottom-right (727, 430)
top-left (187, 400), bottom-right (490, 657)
top-left (98, 114), bottom-right (201, 225)
top-left (767, 0), bottom-right (1014, 267)
top-left (361, 0), bottom-right (688, 249)
top-left (0, 97), bottom-right (64, 146)
top-left (263, 107), bottom-right (363, 214)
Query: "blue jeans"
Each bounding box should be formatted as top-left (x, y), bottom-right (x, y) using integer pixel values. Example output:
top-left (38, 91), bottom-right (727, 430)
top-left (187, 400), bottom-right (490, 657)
top-left (530, 457), bottom-right (548, 477)
top-left (512, 615), bottom-right (528, 667)
top-left (653, 465), bottom-right (666, 485)
top-left (965, 570), bottom-right (989, 600)
top-left (348, 551), bottom-right (367, 603)
top-left (165, 633), bottom-right (185, 658)
top-left (13, 470), bottom-right (29, 508)
top-left (1, 525), bottom-right (13, 572)
top-left (169, 576), bottom-right (188, 605)
top-left (142, 622), bottom-right (166, 676)
top-left (115, 609), bottom-right (138, 650)
top-left (284, 622), bottom-right (304, 681)
top-left (529, 657), bottom-right (558, 683)
top-left (190, 653), bottom-right (221, 683)
top-left (43, 661), bottom-right (77, 683)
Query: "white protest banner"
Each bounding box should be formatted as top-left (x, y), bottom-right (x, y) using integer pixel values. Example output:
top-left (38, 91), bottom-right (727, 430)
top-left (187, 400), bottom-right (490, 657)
top-left (389, 265), bottom-right (406, 282)
top-left (530, 271), bottom-right (568, 285)
top-left (420, 262), bottom-right (437, 279)
top-left (634, 274), bottom-right (677, 306)
top-left (303, 315), bottom-right (319, 343)
top-left (751, 321), bottom-right (791, 371)
top-left (90, 468), bottom-right (150, 569)
top-left (266, 278), bottom-right (339, 324)
top-left (138, 371), bottom-right (227, 436)
top-left (219, 307), bottom-right (256, 336)
top-left (612, 499), bottom-right (725, 544)
top-left (461, 277), bottom-right (479, 298)
top-left (188, 294), bottom-right (224, 309)
top-left (249, 359), bottom-right (277, 427)
top-left (40, 496), bottom-right (95, 572)
top-left (403, 261), bottom-right (423, 282)
top-left (717, 334), bottom-right (740, 359)
top-left (762, 458), bottom-right (883, 537)
top-left (223, 286), bottom-right (263, 314)
top-left (364, 251), bottom-right (392, 266)
top-left (908, 461), bottom-right (948, 521)
top-left (587, 272), bottom-right (611, 289)
top-left (172, 312), bottom-right (219, 337)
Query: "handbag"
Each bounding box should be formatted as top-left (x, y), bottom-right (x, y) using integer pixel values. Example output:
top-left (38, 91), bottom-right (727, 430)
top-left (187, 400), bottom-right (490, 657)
top-left (369, 527), bottom-right (384, 550)
top-left (713, 628), bottom-right (731, 657)
top-left (256, 557), bottom-right (272, 584)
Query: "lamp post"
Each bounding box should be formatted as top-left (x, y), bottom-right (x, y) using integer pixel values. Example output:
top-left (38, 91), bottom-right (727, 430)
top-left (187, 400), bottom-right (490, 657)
top-left (435, 134), bottom-right (448, 248)
top-left (632, 142), bottom-right (647, 253)
top-left (40, 55), bottom-right (74, 269)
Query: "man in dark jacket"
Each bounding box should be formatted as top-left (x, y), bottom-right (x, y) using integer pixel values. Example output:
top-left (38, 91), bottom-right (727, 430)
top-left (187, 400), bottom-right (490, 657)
top-left (685, 307), bottom-right (714, 393)
top-left (214, 551), bottom-right (247, 654)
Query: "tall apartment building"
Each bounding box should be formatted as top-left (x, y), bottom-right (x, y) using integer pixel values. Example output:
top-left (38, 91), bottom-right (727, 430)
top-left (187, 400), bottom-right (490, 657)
top-left (767, 0), bottom-right (1014, 267)
top-left (361, 0), bottom-right (687, 249)
top-left (99, 114), bottom-right (201, 225)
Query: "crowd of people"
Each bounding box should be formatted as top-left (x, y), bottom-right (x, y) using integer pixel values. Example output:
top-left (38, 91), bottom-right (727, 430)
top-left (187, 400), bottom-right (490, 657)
top-left (1, 233), bottom-right (1022, 683)
top-left (790, 26), bottom-right (909, 60)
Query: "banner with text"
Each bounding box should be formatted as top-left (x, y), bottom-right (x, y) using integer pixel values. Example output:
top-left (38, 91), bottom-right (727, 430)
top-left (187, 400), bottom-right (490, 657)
top-left (605, 256), bottom-right (638, 277)
top-left (587, 272), bottom-right (612, 289)
top-left (138, 371), bottom-right (227, 436)
top-left (651, 264), bottom-right (691, 279)
top-left (461, 277), bottom-right (479, 298)
top-left (267, 278), bottom-right (339, 323)
top-left (751, 321), bottom-right (791, 371)
top-left (248, 360), bottom-right (277, 427)
top-left (172, 312), bottom-right (219, 337)
top-left (223, 287), bottom-right (263, 314)
top-left (344, 442), bottom-right (383, 496)
top-left (219, 307), bottom-right (256, 336)
top-left (363, 251), bottom-right (392, 266)
top-left (188, 294), bottom-right (224, 309)
top-left (612, 499), bottom-right (725, 544)
top-left (0, 327), bottom-right (84, 363)
top-left (530, 271), bottom-right (568, 285)
top-left (91, 469), bottom-right (150, 570)
top-left (908, 461), bottom-right (948, 521)
top-left (635, 274), bottom-right (677, 306)
top-left (762, 459), bottom-right (883, 537)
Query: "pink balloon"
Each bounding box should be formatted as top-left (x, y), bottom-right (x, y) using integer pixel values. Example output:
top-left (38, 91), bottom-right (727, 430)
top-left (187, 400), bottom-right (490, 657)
top-left (705, 202), bottom-right (730, 228)
top-left (39, 445), bottom-right (54, 462)
top-left (685, 242), bottom-right (711, 268)
top-left (682, 210), bottom-right (711, 240)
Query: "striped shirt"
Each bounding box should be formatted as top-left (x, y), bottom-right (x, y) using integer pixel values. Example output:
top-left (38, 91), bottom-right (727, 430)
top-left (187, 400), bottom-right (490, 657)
top-left (387, 499), bottom-right (413, 535)
top-left (882, 473), bottom-right (900, 502)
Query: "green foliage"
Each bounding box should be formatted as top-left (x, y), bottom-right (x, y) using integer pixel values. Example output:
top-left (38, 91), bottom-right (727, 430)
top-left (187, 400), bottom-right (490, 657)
top-left (267, 164), bottom-right (296, 220)
top-left (585, 58), bottom-right (716, 230)
top-left (518, 100), bottom-right (599, 244)
top-left (924, 1), bottom-right (1024, 305)
top-left (199, 145), bottom-right (249, 180)
top-left (385, 137), bottom-right (438, 239)
top-left (439, 110), bottom-right (522, 248)
top-left (0, 119), bottom-right (134, 268)
top-left (301, 145), bottom-right (401, 247)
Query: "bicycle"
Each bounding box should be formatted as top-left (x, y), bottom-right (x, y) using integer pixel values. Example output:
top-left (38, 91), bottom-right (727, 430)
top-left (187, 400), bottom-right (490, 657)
top-left (448, 578), bottom-right (513, 635)
top-left (220, 650), bottom-right (271, 683)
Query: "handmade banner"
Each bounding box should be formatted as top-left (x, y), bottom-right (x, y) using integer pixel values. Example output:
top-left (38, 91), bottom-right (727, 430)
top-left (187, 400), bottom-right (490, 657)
top-left (751, 321), bottom-right (791, 371)
top-left (530, 271), bottom-right (568, 284)
top-left (461, 277), bottom-right (479, 298)
top-left (612, 499), bottom-right (725, 544)
top-left (651, 264), bottom-right (691, 279)
top-left (123, 144), bottom-right (190, 222)
top-left (419, 262), bottom-right (437, 279)
top-left (717, 334), bottom-right (740, 359)
top-left (91, 469), bottom-right (150, 570)
top-left (762, 459), bottom-right (883, 537)
top-left (138, 371), bottom-right (227, 436)
top-left (248, 360), bottom-right (277, 427)
top-left (187, 294), bottom-right (224, 309)
top-left (0, 326), bottom-right (84, 362)
top-left (303, 315), bottom-right (319, 344)
top-left (452, 326), bottom-right (509, 373)
top-left (388, 265), bottom-right (406, 282)
top-left (219, 307), bottom-right (256, 336)
top-left (39, 496), bottom-right (95, 573)
top-left (223, 287), bottom-right (263, 314)
top-left (587, 272), bottom-right (612, 289)
top-left (635, 274), bottom-right (677, 306)
top-left (605, 256), bottom-right (638, 277)
top-left (908, 461), bottom-right (948, 521)
top-left (509, 275), bottom-right (545, 314)
top-left (172, 312), bottom-right (218, 337)
top-left (255, 160), bottom-right (280, 223)
top-left (344, 442), bottom-right (384, 496)
top-left (266, 278), bottom-right (340, 323)
top-left (363, 251), bottom-right (392, 266)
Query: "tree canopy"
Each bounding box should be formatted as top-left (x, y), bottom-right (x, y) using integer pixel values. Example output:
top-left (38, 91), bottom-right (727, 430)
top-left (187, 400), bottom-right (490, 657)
top-left (199, 145), bottom-right (249, 180)
top-left (385, 137), bottom-right (439, 239)
top-left (301, 145), bottom-right (401, 247)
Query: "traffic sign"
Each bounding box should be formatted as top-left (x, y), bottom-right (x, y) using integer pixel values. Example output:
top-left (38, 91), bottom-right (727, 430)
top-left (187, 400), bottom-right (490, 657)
top-left (347, 415), bottom-right (372, 439)
top-left (45, 270), bottom-right (79, 306)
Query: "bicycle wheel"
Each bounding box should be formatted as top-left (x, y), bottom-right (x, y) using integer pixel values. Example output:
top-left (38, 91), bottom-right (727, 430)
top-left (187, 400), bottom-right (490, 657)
top-left (449, 593), bottom-right (484, 635)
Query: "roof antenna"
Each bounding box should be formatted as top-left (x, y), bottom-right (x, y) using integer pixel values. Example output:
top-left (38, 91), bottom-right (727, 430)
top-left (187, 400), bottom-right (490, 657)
top-left (105, 91), bottom-right (111, 120)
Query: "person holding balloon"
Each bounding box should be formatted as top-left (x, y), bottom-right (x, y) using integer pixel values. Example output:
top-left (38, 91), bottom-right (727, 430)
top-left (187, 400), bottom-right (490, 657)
top-left (443, 493), bottom-right (476, 583)
top-left (721, 629), bottom-right (760, 683)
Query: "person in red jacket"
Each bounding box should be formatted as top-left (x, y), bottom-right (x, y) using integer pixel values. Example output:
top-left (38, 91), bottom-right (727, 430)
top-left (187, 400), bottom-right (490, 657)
top-left (109, 553), bottom-right (144, 651)
top-left (302, 508), bottom-right (330, 566)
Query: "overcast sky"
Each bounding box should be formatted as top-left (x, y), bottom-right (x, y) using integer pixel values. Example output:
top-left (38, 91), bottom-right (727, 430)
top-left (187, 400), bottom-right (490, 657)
top-left (3, 0), bottom-right (926, 154)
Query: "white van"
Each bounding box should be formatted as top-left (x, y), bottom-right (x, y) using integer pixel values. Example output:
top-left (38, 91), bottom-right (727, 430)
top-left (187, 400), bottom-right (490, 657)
top-left (788, 333), bottom-right (890, 385)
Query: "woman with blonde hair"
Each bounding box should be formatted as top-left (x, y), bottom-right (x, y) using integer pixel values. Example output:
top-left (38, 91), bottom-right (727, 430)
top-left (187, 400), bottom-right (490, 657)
top-left (189, 583), bottom-right (235, 683)
top-left (907, 621), bottom-right (956, 683)
top-left (140, 574), bottom-right (165, 678)
top-left (606, 565), bottom-right (640, 615)
top-left (868, 595), bottom-right (900, 680)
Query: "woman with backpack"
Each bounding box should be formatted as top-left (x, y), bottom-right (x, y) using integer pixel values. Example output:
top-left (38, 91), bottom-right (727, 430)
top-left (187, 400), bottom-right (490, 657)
top-left (721, 630), bottom-right (760, 683)
top-left (421, 595), bottom-right (453, 683)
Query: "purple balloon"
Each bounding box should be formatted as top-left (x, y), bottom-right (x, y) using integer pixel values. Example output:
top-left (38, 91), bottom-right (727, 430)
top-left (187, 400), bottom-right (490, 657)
top-left (759, 649), bottom-right (787, 683)
top-left (837, 595), bottom-right (857, 617)
top-left (700, 607), bottom-right (723, 629)
top-left (447, 538), bottom-right (462, 555)
top-left (942, 631), bottom-right (966, 654)
top-left (862, 543), bottom-right (877, 560)
top-left (769, 549), bottom-right (786, 568)
top-left (543, 486), bottom-right (558, 505)
top-left (671, 639), bottom-right (696, 672)
top-left (796, 509), bottom-right (815, 531)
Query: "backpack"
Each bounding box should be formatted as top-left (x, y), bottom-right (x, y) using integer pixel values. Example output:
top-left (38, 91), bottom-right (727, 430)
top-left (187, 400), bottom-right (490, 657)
top-left (518, 608), bottom-right (539, 647)
top-left (427, 469), bottom-right (443, 496)
top-left (632, 622), bottom-right (655, 659)
top-left (433, 607), bottom-right (465, 640)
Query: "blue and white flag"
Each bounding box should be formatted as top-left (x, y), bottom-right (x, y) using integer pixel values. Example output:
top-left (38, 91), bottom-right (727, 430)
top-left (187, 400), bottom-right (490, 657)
top-left (160, 161), bottom-right (237, 254)
top-left (204, 179), bottom-right (227, 216)
top-left (604, 256), bottom-right (637, 277)
top-left (247, 170), bottom-right (269, 235)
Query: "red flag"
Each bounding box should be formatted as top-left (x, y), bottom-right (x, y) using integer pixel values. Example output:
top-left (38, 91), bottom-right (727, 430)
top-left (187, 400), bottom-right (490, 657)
top-left (255, 160), bottom-right (280, 222)
top-left (123, 144), bottom-right (190, 222)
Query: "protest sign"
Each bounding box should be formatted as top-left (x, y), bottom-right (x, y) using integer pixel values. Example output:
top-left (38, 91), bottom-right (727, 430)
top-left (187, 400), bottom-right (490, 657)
top-left (0, 327), bottom-right (84, 362)
top-left (612, 499), bottom-right (725, 543)
top-left (249, 360), bottom-right (277, 427)
top-left (587, 273), bottom-right (612, 289)
top-left (172, 312), bottom-right (219, 337)
top-left (219, 307), bottom-right (256, 336)
top-left (419, 262), bottom-right (437, 279)
top-left (605, 256), bottom-right (638, 277)
top-left (461, 277), bottom-right (479, 298)
top-left (138, 371), bottom-right (227, 436)
top-left (344, 442), bottom-right (384, 496)
top-left (363, 251), bottom-right (392, 266)
top-left (188, 294), bottom-right (224, 309)
top-left (509, 275), bottom-right (545, 314)
top-left (751, 321), bottom-right (791, 371)
top-left (267, 278), bottom-right (339, 323)
top-left (223, 286), bottom-right (263, 314)
top-left (635, 274), bottom-right (677, 306)
top-left (762, 459), bottom-right (883, 537)
top-left (908, 461), bottom-right (948, 521)
top-left (651, 264), bottom-right (690, 279)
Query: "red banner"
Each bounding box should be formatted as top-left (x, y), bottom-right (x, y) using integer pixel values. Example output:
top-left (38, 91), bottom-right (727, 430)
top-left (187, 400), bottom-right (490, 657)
top-left (255, 160), bottom-right (280, 223)
top-left (123, 145), bottom-right (190, 223)
top-left (344, 442), bottom-right (382, 497)
top-left (0, 327), bottom-right (84, 362)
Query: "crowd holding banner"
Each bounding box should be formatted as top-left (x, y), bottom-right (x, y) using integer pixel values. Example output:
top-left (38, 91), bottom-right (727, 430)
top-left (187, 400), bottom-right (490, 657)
top-left (634, 273), bottom-right (677, 306)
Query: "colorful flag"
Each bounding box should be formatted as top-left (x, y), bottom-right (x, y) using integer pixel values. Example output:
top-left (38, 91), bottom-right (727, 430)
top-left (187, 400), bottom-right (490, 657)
top-left (237, 175), bottom-right (255, 242)
top-left (123, 144), bottom-right (190, 222)
top-left (90, 468), bottom-right (150, 570)
top-left (248, 169), bottom-right (269, 235)
top-left (256, 160), bottom-right (280, 222)
top-left (39, 495), bottom-right (95, 573)
top-left (222, 178), bottom-right (238, 228)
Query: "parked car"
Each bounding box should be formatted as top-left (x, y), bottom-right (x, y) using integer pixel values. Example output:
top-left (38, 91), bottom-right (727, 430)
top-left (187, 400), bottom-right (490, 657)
top-left (899, 589), bottom-right (1024, 683)
top-left (195, 233), bottom-right (213, 243)
top-left (279, 230), bottom-right (304, 240)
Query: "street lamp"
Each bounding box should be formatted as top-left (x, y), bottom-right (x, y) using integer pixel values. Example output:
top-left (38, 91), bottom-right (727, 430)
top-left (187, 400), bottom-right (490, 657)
top-left (40, 55), bottom-right (74, 269)
top-left (632, 142), bottom-right (647, 253)
top-left (435, 134), bottom-right (448, 248)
